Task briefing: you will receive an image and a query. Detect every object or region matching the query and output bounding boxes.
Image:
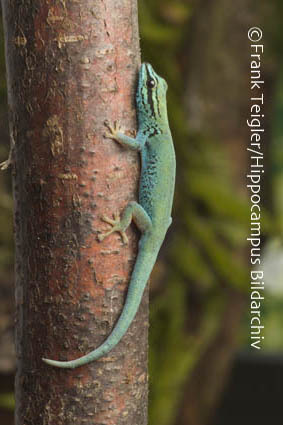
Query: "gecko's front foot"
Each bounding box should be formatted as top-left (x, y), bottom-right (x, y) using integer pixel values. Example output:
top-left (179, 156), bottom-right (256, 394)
top-left (98, 212), bottom-right (129, 245)
top-left (104, 120), bottom-right (122, 141)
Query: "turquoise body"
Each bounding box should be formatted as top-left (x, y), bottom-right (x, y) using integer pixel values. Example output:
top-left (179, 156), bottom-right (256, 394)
top-left (42, 63), bottom-right (176, 368)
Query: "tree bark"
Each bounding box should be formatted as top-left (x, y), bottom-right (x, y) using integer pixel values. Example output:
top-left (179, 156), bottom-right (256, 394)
top-left (1, 1), bottom-right (148, 424)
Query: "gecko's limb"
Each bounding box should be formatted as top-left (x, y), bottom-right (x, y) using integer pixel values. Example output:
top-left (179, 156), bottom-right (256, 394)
top-left (42, 203), bottom-right (152, 368)
top-left (98, 202), bottom-right (152, 244)
top-left (104, 121), bottom-right (141, 151)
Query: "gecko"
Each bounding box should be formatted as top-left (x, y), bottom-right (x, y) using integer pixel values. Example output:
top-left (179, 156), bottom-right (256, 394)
top-left (42, 62), bottom-right (176, 368)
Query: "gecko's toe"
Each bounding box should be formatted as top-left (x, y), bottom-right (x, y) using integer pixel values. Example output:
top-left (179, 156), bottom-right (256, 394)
top-left (113, 212), bottom-right (120, 221)
top-left (101, 214), bottom-right (117, 226)
top-left (97, 233), bottom-right (105, 242)
top-left (121, 231), bottom-right (129, 245)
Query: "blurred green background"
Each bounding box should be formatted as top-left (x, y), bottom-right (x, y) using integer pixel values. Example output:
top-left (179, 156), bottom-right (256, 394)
top-left (1, 1), bottom-right (283, 424)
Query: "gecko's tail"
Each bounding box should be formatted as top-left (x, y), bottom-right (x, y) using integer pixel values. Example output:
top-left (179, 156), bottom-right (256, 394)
top-left (42, 247), bottom-right (157, 369)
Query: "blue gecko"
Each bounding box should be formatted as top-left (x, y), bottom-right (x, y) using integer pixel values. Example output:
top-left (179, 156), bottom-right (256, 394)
top-left (42, 63), bottom-right (176, 368)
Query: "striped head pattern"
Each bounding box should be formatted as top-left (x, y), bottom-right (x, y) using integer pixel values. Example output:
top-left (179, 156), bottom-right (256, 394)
top-left (136, 63), bottom-right (169, 136)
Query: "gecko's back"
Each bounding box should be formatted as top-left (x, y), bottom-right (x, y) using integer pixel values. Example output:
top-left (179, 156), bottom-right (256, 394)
top-left (139, 133), bottom-right (175, 236)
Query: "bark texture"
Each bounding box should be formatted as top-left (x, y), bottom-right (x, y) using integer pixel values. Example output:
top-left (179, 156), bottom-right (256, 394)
top-left (1, 1), bottom-right (148, 424)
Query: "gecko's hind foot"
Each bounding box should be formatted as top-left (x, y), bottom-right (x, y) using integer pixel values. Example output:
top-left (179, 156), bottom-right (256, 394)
top-left (98, 212), bottom-right (129, 245)
top-left (104, 120), bottom-right (122, 140)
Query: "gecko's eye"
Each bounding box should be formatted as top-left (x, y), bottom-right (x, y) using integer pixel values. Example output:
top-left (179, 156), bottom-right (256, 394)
top-left (147, 79), bottom-right (156, 89)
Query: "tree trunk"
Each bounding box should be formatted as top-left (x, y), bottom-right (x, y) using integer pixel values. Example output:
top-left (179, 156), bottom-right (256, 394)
top-left (1, 1), bottom-right (148, 424)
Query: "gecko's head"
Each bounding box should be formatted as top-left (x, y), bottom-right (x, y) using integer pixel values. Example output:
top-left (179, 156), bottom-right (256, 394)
top-left (136, 63), bottom-right (169, 131)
